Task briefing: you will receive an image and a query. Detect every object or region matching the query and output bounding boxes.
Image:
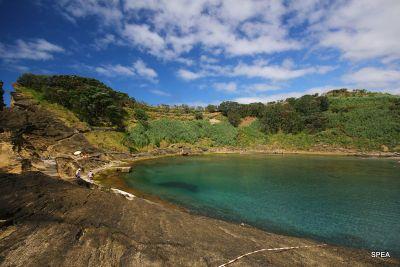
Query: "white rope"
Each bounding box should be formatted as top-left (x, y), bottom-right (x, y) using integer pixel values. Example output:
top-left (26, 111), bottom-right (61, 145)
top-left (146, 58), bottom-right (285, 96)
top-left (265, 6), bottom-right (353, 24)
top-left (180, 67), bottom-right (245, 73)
top-left (218, 244), bottom-right (327, 267)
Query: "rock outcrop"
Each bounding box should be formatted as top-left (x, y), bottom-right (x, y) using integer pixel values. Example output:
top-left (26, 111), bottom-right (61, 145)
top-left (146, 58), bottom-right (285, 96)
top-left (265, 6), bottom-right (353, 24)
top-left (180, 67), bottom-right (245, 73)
top-left (0, 91), bottom-right (108, 178)
top-left (0, 172), bottom-right (397, 266)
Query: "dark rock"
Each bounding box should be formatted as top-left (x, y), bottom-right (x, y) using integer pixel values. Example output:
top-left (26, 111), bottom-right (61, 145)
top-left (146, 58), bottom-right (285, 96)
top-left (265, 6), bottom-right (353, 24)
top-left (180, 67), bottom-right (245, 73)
top-left (0, 172), bottom-right (397, 267)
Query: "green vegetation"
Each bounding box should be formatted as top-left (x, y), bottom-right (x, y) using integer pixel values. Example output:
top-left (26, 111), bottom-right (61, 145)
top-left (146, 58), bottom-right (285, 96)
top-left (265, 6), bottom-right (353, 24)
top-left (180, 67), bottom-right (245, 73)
top-left (16, 74), bottom-right (400, 152)
top-left (84, 131), bottom-right (129, 153)
top-left (17, 73), bottom-right (133, 129)
top-left (16, 86), bottom-right (89, 130)
top-left (126, 119), bottom-right (240, 150)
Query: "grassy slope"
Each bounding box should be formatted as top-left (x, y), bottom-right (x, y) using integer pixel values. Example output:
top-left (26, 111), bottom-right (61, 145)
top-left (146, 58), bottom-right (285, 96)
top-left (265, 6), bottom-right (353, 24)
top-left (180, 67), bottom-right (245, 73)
top-left (16, 86), bottom-right (89, 131)
top-left (266, 94), bottom-right (400, 152)
top-left (17, 85), bottom-right (400, 153)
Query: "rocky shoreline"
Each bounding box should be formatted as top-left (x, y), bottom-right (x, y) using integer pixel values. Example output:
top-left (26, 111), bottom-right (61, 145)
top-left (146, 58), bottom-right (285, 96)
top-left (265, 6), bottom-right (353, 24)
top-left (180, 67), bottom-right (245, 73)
top-left (1, 171), bottom-right (399, 266)
top-left (1, 90), bottom-right (399, 266)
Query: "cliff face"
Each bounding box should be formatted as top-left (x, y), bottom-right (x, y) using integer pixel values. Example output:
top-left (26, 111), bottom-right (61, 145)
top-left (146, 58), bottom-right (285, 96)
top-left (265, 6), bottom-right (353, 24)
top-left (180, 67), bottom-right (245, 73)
top-left (0, 91), bottom-right (109, 178)
top-left (1, 172), bottom-right (398, 267)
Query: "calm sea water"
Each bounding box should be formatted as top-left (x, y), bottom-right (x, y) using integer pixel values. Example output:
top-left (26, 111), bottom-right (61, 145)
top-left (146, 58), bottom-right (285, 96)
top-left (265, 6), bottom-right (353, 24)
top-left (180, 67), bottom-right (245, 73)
top-left (122, 154), bottom-right (400, 255)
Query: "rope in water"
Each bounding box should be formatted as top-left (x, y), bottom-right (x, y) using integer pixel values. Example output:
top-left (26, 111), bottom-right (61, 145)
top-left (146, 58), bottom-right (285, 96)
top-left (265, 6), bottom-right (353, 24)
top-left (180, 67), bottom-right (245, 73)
top-left (218, 244), bottom-right (327, 267)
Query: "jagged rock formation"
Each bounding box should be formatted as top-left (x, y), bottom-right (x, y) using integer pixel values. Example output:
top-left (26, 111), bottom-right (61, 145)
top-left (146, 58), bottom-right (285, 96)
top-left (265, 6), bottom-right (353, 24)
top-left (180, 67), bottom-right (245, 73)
top-left (0, 172), bottom-right (397, 266)
top-left (0, 91), bottom-right (110, 178)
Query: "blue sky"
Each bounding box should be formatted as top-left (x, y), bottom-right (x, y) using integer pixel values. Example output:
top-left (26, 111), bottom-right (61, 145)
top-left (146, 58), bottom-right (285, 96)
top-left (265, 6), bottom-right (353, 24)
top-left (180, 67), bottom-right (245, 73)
top-left (1, 0), bottom-right (400, 106)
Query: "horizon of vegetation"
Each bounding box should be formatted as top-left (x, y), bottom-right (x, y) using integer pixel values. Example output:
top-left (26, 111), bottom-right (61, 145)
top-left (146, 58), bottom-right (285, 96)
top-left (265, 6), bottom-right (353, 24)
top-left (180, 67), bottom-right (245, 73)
top-left (13, 73), bottom-right (400, 153)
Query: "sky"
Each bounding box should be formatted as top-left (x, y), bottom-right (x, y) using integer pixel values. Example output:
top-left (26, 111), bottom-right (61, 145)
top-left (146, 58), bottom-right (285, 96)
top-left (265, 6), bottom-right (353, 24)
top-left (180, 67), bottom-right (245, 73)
top-left (1, 0), bottom-right (400, 106)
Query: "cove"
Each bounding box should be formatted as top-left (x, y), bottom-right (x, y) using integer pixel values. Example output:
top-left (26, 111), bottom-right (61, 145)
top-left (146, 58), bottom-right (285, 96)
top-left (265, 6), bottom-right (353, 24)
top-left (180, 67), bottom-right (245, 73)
top-left (120, 154), bottom-right (400, 255)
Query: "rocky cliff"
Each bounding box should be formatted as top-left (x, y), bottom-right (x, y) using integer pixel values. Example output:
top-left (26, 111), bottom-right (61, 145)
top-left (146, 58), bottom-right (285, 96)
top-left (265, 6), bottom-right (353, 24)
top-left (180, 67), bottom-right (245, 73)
top-left (0, 90), bottom-right (117, 178)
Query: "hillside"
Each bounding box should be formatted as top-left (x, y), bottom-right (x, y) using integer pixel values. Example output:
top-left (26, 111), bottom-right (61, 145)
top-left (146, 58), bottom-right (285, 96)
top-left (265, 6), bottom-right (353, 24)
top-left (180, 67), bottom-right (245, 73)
top-left (15, 74), bottom-right (400, 154)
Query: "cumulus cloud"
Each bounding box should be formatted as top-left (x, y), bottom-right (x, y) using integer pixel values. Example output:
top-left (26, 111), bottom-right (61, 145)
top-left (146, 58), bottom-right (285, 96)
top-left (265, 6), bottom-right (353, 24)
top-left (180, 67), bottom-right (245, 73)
top-left (245, 83), bottom-right (281, 92)
top-left (234, 85), bottom-right (340, 104)
top-left (149, 89), bottom-right (171, 96)
top-left (343, 67), bottom-right (400, 88)
top-left (177, 61), bottom-right (334, 82)
top-left (123, 24), bottom-right (166, 57)
top-left (0, 38), bottom-right (64, 61)
top-left (95, 59), bottom-right (158, 81)
top-left (312, 0), bottom-right (400, 62)
top-left (55, 0), bottom-right (122, 26)
top-left (177, 69), bottom-right (204, 81)
top-left (93, 34), bottom-right (117, 50)
top-left (232, 62), bottom-right (334, 81)
top-left (213, 82), bottom-right (237, 93)
top-left (133, 60), bottom-right (158, 79)
top-left (53, 0), bottom-right (400, 64)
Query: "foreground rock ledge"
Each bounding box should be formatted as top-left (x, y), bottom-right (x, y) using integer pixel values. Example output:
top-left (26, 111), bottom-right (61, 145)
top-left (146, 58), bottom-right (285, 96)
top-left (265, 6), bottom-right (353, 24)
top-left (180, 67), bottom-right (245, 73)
top-left (0, 172), bottom-right (397, 266)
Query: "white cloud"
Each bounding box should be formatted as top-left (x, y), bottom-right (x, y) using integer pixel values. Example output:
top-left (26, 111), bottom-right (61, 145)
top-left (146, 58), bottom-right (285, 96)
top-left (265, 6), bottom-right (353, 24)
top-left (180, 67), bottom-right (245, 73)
top-left (177, 60), bottom-right (334, 82)
top-left (95, 64), bottom-right (135, 76)
top-left (55, 0), bottom-right (122, 26)
top-left (123, 24), bottom-right (166, 57)
top-left (93, 34), bottom-right (117, 50)
top-left (213, 82), bottom-right (237, 93)
top-left (150, 89), bottom-right (171, 96)
top-left (235, 92), bottom-right (304, 104)
top-left (95, 59), bottom-right (158, 81)
top-left (315, 0), bottom-right (400, 61)
top-left (246, 83), bottom-right (281, 92)
top-left (133, 59), bottom-right (158, 80)
top-left (234, 85), bottom-right (341, 104)
top-left (177, 69), bottom-right (204, 81)
top-left (231, 61), bottom-right (334, 81)
top-left (122, 0), bottom-right (301, 58)
top-left (343, 67), bottom-right (400, 88)
top-left (53, 0), bottom-right (400, 65)
top-left (0, 38), bottom-right (64, 61)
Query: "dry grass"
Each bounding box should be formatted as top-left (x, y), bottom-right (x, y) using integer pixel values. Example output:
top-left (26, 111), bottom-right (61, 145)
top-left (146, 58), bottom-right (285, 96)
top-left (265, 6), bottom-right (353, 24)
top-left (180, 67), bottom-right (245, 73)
top-left (239, 116), bottom-right (257, 127)
top-left (84, 131), bottom-right (129, 153)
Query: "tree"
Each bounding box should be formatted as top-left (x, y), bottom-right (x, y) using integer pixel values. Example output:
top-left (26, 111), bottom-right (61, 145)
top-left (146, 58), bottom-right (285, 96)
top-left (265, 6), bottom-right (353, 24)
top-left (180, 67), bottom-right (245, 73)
top-left (294, 95), bottom-right (321, 115)
top-left (218, 101), bottom-right (241, 116)
top-left (240, 102), bottom-right (265, 117)
top-left (16, 74), bottom-right (130, 128)
top-left (0, 81), bottom-right (5, 111)
top-left (227, 110), bottom-right (241, 127)
top-left (205, 104), bottom-right (217, 113)
top-left (260, 103), bottom-right (303, 134)
top-left (319, 96), bottom-right (329, 111)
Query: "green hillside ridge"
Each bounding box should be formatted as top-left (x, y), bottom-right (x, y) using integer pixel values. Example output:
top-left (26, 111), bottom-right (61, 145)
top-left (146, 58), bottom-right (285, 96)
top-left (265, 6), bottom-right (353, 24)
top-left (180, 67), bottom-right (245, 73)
top-left (15, 74), bottom-right (400, 153)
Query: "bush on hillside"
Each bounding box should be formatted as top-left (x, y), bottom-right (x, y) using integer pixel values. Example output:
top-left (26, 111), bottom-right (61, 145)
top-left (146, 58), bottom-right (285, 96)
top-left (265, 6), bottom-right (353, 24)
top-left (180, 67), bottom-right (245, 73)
top-left (195, 111), bottom-right (203, 120)
top-left (205, 104), bottom-right (217, 113)
top-left (17, 74), bottom-right (131, 129)
top-left (126, 119), bottom-right (238, 148)
top-left (227, 110), bottom-right (241, 127)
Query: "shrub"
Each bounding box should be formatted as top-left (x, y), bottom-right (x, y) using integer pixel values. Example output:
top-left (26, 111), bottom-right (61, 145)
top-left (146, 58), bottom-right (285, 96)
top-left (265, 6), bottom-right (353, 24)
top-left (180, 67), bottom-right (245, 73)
top-left (227, 110), bottom-right (241, 127)
top-left (218, 101), bottom-right (241, 116)
top-left (206, 104), bottom-right (217, 113)
top-left (126, 119), bottom-right (238, 149)
top-left (134, 108), bottom-right (149, 127)
top-left (195, 111), bottom-right (203, 120)
top-left (17, 74), bottom-right (130, 128)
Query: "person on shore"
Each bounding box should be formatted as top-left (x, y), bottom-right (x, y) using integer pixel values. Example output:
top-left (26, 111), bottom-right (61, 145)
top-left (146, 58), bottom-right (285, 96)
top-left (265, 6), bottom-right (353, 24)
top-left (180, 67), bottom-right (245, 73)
top-left (75, 168), bottom-right (82, 180)
top-left (87, 170), bottom-right (94, 181)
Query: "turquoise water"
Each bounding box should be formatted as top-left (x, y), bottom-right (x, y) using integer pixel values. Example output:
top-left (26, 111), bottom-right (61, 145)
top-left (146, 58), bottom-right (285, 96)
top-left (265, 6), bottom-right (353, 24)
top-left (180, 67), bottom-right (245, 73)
top-left (122, 154), bottom-right (400, 255)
